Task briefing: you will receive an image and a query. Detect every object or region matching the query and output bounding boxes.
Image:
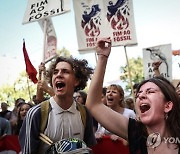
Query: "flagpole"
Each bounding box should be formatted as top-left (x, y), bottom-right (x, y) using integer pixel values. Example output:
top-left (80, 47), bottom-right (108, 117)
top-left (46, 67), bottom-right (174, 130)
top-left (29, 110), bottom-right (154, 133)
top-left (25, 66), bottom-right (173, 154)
top-left (26, 75), bottom-right (32, 102)
top-left (124, 46), bottom-right (135, 104)
top-left (43, 19), bottom-right (47, 63)
top-left (41, 19), bottom-right (47, 80)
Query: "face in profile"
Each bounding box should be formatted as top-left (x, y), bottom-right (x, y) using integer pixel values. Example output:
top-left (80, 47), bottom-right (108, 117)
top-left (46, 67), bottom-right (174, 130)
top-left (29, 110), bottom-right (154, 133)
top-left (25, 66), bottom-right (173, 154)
top-left (74, 92), bottom-right (86, 105)
top-left (75, 93), bottom-right (83, 104)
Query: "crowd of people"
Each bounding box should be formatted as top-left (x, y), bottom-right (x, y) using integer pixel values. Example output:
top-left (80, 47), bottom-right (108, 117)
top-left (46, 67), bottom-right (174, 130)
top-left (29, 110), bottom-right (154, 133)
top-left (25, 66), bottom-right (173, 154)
top-left (1, 38), bottom-right (180, 154)
top-left (0, 99), bottom-right (34, 137)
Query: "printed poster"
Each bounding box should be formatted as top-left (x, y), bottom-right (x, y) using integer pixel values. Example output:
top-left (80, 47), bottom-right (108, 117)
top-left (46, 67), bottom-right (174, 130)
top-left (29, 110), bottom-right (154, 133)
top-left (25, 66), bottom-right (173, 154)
top-left (73, 0), bottom-right (137, 52)
top-left (143, 44), bottom-right (172, 81)
top-left (23, 0), bottom-right (70, 24)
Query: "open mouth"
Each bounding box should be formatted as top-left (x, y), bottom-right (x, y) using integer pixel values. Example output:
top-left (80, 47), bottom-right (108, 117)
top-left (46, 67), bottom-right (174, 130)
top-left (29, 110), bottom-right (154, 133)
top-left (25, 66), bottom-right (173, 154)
top-left (56, 82), bottom-right (65, 90)
top-left (107, 97), bottom-right (113, 103)
top-left (140, 103), bottom-right (150, 113)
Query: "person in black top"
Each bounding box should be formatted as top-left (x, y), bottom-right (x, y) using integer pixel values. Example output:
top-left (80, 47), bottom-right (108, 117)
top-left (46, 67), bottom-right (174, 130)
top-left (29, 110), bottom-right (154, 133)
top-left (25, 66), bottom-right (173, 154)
top-left (86, 37), bottom-right (180, 154)
top-left (0, 102), bottom-right (12, 120)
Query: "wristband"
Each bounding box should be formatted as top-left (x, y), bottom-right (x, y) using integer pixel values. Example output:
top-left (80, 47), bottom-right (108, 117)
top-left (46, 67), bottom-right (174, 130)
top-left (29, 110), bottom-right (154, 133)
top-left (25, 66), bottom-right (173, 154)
top-left (97, 53), bottom-right (108, 58)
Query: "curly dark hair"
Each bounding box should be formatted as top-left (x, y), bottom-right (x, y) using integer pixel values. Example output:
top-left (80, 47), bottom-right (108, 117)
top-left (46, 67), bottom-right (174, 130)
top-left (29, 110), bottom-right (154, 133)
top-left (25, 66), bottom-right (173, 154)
top-left (46, 56), bottom-right (94, 92)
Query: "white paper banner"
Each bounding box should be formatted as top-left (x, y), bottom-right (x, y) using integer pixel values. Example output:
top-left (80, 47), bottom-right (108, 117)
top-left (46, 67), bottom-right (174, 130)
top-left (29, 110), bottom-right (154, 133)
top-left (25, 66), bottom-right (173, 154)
top-left (39, 18), bottom-right (57, 63)
top-left (143, 44), bottom-right (172, 81)
top-left (22, 0), bottom-right (70, 24)
top-left (73, 0), bottom-right (137, 52)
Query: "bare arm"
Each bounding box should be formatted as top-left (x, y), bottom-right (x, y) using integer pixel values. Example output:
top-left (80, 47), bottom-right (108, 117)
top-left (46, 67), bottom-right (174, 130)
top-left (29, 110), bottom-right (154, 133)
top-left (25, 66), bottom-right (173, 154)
top-left (36, 63), bottom-right (54, 103)
top-left (86, 38), bottom-right (129, 140)
top-left (37, 80), bottom-right (54, 95)
top-left (152, 61), bottom-right (162, 76)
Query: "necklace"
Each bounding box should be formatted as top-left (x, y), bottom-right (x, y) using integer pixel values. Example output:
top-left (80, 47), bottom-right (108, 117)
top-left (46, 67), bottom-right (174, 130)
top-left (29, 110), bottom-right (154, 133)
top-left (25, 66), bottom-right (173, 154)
top-left (147, 132), bottom-right (161, 151)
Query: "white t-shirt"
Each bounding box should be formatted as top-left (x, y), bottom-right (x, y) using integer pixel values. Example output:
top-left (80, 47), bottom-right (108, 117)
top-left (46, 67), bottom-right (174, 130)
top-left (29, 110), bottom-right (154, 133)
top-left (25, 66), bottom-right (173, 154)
top-left (122, 108), bottom-right (136, 119)
top-left (96, 108), bottom-right (136, 135)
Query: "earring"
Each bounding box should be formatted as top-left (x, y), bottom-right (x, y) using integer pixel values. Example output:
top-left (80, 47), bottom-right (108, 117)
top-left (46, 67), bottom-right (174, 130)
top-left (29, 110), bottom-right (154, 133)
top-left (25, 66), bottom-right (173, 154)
top-left (165, 113), bottom-right (168, 120)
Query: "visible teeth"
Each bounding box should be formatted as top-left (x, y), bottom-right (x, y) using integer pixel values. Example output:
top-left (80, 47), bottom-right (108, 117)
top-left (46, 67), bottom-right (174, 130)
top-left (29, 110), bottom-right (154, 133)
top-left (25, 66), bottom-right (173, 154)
top-left (105, 42), bottom-right (109, 47)
top-left (140, 103), bottom-right (150, 113)
top-left (140, 103), bottom-right (147, 107)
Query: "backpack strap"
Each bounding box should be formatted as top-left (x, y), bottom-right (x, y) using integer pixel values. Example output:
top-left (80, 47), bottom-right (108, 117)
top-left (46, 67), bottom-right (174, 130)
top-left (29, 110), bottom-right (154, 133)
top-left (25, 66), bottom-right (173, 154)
top-left (40, 100), bottom-right (50, 133)
top-left (40, 100), bottom-right (86, 133)
top-left (76, 103), bottom-right (86, 129)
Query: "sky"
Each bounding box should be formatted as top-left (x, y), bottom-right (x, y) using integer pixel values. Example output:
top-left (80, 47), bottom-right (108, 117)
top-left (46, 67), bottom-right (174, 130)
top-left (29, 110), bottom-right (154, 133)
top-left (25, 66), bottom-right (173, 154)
top-left (0, 0), bottom-right (180, 87)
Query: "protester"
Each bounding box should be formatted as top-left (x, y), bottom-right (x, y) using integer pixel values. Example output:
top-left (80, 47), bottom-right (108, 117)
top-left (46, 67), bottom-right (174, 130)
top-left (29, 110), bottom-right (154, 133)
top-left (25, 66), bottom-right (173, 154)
top-left (35, 62), bottom-right (55, 104)
top-left (132, 83), bottom-right (139, 96)
top-left (74, 90), bottom-right (87, 105)
top-left (0, 117), bottom-right (11, 137)
top-left (86, 37), bottom-right (180, 154)
top-left (14, 103), bottom-right (33, 135)
top-left (101, 87), bottom-right (107, 105)
top-left (125, 97), bottom-right (135, 111)
top-left (32, 95), bottom-right (39, 105)
top-left (0, 102), bottom-right (17, 132)
top-left (19, 56), bottom-right (96, 153)
top-left (106, 84), bottom-right (135, 118)
top-left (152, 60), bottom-right (162, 77)
top-left (95, 84), bottom-right (136, 144)
top-left (0, 102), bottom-right (12, 120)
top-left (12, 98), bottom-right (26, 116)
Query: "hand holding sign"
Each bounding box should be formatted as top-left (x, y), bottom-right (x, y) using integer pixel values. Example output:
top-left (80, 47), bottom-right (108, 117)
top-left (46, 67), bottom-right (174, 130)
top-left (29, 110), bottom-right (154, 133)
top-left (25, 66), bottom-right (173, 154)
top-left (96, 37), bottom-right (112, 58)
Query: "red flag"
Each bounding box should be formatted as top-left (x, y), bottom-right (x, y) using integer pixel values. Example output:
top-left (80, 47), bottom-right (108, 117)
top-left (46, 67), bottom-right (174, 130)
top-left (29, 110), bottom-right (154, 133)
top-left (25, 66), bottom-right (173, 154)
top-left (23, 40), bottom-right (38, 84)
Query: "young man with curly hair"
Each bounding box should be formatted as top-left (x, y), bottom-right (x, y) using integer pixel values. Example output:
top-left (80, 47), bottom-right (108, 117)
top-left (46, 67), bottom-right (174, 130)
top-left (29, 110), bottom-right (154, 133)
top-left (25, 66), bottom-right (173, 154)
top-left (19, 56), bottom-right (96, 154)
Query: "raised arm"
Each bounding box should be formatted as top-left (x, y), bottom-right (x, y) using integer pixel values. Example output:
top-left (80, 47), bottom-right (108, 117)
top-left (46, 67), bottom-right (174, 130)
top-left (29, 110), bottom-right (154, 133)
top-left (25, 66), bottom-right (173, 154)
top-left (36, 62), bottom-right (54, 103)
top-left (86, 38), bottom-right (129, 140)
top-left (152, 60), bottom-right (162, 77)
